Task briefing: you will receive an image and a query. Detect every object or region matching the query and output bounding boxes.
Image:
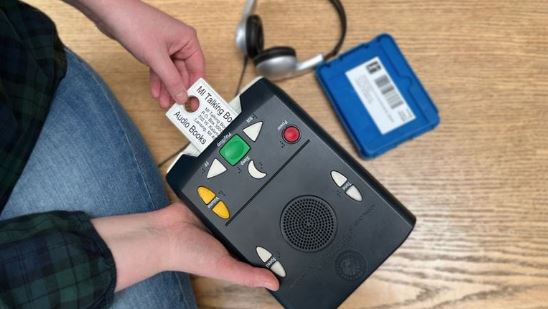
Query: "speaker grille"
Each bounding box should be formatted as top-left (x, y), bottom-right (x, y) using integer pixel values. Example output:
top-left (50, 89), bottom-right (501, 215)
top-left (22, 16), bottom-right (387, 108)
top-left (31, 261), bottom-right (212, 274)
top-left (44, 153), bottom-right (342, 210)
top-left (281, 196), bottom-right (336, 252)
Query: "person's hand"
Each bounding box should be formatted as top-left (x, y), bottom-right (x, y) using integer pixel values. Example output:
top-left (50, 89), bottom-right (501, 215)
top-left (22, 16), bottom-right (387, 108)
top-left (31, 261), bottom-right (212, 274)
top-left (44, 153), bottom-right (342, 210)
top-left (65, 0), bottom-right (205, 108)
top-left (92, 203), bottom-right (279, 292)
top-left (157, 203), bottom-right (280, 290)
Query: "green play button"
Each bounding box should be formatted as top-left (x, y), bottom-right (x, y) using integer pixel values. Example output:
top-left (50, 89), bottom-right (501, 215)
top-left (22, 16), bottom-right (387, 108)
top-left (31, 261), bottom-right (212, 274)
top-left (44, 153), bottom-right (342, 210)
top-left (219, 135), bottom-right (250, 166)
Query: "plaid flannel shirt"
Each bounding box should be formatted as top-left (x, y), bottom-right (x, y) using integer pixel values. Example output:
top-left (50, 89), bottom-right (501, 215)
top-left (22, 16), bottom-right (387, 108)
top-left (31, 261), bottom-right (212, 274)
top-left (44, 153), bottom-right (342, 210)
top-left (0, 1), bottom-right (117, 308)
top-left (0, 212), bottom-right (116, 308)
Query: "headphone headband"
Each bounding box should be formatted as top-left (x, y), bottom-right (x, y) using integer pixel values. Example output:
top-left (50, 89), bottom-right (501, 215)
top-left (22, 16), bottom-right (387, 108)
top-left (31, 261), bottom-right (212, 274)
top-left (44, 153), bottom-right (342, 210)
top-left (235, 0), bottom-right (347, 80)
top-left (242, 0), bottom-right (257, 18)
top-left (237, 0), bottom-right (346, 60)
top-left (325, 0), bottom-right (347, 60)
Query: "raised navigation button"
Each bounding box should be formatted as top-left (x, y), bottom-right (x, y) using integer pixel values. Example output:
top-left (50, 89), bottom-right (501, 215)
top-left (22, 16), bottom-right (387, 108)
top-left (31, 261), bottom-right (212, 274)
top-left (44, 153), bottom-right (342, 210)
top-left (197, 186), bottom-right (215, 204)
top-left (207, 159), bottom-right (227, 179)
top-left (330, 170), bottom-right (347, 187)
top-left (256, 246), bottom-right (272, 263)
top-left (248, 160), bottom-right (266, 179)
top-left (243, 122), bottom-right (263, 142)
top-left (270, 261), bottom-right (286, 278)
top-left (220, 135), bottom-right (250, 166)
top-left (211, 201), bottom-right (230, 219)
top-left (346, 185), bottom-right (362, 202)
top-left (283, 126), bottom-right (300, 143)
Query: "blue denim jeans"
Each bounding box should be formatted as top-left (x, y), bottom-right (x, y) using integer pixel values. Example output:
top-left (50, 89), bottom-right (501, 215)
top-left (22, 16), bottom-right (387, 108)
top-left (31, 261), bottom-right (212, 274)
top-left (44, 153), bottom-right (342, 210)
top-left (1, 49), bottom-right (197, 309)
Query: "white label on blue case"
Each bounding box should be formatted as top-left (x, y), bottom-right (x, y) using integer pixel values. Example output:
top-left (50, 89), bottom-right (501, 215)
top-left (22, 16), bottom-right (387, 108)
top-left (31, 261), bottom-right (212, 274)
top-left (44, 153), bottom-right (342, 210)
top-left (346, 57), bottom-right (415, 135)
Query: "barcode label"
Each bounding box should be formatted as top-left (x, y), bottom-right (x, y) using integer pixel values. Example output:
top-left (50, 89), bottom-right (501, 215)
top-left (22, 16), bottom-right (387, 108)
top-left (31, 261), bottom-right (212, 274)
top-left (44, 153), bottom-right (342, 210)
top-left (346, 57), bottom-right (415, 134)
top-left (374, 75), bottom-right (404, 109)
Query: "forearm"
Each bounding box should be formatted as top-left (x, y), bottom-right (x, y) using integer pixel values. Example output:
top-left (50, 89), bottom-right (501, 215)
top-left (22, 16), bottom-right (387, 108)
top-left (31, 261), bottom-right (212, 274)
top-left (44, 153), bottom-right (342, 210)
top-left (91, 208), bottom-right (169, 292)
top-left (65, 0), bottom-right (206, 107)
top-left (94, 204), bottom-right (280, 292)
top-left (62, 0), bottom-right (138, 39)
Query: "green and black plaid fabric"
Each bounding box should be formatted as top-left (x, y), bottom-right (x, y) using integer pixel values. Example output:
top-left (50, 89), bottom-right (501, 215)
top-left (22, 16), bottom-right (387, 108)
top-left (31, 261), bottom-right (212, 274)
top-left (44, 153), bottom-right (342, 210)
top-left (0, 211), bottom-right (116, 308)
top-left (0, 0), bottom-right (66, 209)
top-left (0, 2), bottom-right (117, 308)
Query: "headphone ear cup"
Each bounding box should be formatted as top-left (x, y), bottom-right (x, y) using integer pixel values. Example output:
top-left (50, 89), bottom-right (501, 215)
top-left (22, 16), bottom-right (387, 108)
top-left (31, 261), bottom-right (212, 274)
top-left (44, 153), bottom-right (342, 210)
top-left (253, 46), bottom-right (298, 80)
top-left (252, 46), bottom-right (296, 65)
top-left (245, 15), bottom-right (264, 58)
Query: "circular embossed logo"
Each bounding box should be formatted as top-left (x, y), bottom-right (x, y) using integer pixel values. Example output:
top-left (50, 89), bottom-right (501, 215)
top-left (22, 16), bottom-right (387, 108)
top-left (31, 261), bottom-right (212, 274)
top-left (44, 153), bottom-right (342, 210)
top-left (335, 250), bottom-right (367, 281)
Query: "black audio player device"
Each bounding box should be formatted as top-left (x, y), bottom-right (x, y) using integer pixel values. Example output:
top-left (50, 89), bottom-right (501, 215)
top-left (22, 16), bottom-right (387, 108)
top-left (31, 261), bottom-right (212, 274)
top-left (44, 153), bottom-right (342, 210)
top-left (166, 78), bottom-right (415, 308)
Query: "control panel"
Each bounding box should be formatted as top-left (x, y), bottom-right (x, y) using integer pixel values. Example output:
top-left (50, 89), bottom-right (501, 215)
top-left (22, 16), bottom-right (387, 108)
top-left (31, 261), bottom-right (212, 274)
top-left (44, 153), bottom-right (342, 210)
top-left (167, 78), bottom-right (415, 308)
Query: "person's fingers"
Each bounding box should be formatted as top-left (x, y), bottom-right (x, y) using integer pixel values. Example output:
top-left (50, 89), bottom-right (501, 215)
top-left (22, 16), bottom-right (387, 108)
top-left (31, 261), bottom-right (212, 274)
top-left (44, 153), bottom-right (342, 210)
top-left (149, 69), bottom-right (161, 99)
top-left (158, 82), bottom-right (171, 109)
top-left (174, 47), bottom-right (205, 85)
top-left (150, 53), bottom-right (188, 103)
top-left (172, 29), bottom-right (205, 84)
top-left (158, 83), bottom-right (166, 108)
top-left (184, 48), bottom-right (205, 84)
top-left (212, 255), bottom-right (279, 291)
top-left (174, 60), bottom-right (190, 90)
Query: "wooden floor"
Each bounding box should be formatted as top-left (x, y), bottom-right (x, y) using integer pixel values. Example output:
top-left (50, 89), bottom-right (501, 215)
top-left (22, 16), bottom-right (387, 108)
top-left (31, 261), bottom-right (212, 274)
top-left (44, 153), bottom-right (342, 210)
top-left (28, 1), bottom-right (548, 308)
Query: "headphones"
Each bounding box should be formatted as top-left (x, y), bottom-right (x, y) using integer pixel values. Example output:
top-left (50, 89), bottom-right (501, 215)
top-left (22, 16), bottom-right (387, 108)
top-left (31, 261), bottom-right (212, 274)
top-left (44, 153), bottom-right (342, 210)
top-left (235, 0), bottom-right (347, 80)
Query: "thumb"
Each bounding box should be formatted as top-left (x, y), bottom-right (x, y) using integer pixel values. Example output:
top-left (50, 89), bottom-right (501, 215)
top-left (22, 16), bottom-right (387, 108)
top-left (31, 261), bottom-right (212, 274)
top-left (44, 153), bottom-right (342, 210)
top-left (151, 54), bottom-right (188, 103)
top-left (214, 255), bottom-right (279, 291)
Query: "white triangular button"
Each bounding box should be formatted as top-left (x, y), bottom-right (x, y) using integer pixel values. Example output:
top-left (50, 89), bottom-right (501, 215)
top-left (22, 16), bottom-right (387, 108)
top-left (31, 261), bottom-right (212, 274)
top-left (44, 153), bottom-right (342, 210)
top-left (256, 246), bottom-right (272, 262)
top-left (346, 185), bottom-right (362, 202)
top-left (330, 170), bottom-right (347, 187)
top-left (207, 159), bottom-right (227, 179)
top-left (243, 122), bottom-right (263, 142)
top-left (270, 261), bottom-right (286, 277)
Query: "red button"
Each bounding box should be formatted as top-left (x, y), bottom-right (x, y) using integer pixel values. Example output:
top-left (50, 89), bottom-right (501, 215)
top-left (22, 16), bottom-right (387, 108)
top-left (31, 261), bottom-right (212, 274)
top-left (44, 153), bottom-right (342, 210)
top-left (283, 126), bottom-right (300, 143)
